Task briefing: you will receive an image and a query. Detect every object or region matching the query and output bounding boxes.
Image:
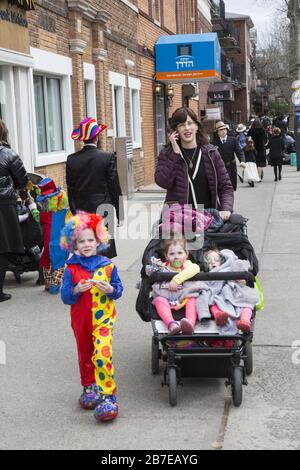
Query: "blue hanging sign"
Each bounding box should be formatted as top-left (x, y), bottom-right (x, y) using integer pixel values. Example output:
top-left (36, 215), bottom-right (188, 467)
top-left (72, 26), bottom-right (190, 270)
top-left (155, 33), bottom-right (221, 83)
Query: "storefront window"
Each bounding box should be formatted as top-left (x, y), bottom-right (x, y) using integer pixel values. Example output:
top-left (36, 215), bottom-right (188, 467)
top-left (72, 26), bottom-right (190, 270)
top-left (34, 75), bottom-right (64, 154)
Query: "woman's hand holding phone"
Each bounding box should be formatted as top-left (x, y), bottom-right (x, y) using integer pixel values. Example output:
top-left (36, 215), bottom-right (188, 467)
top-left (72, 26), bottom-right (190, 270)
top-left (169, 130), bottom-right (181, 155)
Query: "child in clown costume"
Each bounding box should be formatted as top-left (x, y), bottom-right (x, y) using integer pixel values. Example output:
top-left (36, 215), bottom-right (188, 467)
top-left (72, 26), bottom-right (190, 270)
top-left (60, 211), bottom-right (123, 422)
top-left (37, 178), bottom-right (71, 294)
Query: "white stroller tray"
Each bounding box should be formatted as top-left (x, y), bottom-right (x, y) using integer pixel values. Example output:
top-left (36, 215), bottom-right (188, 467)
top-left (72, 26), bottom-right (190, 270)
top-left (153, 320), bottom-right (220, 335)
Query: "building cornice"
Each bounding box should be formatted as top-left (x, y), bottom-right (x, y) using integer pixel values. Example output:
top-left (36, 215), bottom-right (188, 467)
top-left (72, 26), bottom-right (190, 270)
top-left (93, 48), bottom-right (108, 62)
top-left (67, 0), bottom-right (88, 14)
top-left (69, 38), bottom-right (87, 54)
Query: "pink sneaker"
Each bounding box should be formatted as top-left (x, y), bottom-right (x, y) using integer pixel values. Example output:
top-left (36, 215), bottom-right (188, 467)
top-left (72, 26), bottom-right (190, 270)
top-left (214, 311), bottom-right (229, 326)
top-left (180, 318), bottom-right (194, 335)
top-left (236, 319), bottom-right (251, 333)
top-left (168, 321), bottom-right (181, 335)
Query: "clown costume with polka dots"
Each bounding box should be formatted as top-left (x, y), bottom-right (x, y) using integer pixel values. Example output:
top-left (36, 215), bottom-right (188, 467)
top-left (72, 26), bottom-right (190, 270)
top-left (60, 212), bottom-right (123, 421)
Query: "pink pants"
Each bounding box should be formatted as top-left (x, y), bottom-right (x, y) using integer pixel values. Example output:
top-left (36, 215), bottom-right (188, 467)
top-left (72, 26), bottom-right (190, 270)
top-left (210, 304), bottom-right (252, 331)
top-left (153, 297), bottom-right (197, 328)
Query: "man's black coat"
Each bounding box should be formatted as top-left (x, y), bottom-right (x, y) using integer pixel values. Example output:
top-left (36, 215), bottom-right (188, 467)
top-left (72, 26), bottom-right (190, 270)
top-left (66, 145), bottom-right (123, 258)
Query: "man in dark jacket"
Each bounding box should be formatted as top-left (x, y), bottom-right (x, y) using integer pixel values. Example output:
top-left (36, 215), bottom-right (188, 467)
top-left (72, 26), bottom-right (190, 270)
top-left (213, 121), bottom-right (245, 191)
top-left (66, 117), bottom-right (123, 258)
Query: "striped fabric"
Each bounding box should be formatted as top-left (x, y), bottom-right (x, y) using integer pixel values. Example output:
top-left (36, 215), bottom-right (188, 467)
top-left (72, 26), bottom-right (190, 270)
top-left (71, 117), bottom-right (107, 141)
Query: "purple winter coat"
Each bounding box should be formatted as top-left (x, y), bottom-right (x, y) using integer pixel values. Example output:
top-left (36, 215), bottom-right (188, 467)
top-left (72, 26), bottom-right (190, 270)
top-left (155, 144), bottom-right (234, 211)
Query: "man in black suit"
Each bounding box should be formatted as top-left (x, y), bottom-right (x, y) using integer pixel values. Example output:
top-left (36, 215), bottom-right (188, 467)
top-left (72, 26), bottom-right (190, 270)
top-left (213, 121), bottom-right (245, 191)
top-left (66, 117), bottom-right (123, 258)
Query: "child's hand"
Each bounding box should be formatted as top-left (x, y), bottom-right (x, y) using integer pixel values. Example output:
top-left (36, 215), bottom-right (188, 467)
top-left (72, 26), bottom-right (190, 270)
top-left (93, 280), bottom-right (115, 295)
top-left (168, 280), bottom-right (179, 291)
top-left (74, 279), bottom-right (92, 294)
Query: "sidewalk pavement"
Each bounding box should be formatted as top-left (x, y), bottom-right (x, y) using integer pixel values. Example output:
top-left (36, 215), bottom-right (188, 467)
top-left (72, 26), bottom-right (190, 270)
top-left (1, 163), bottom-right (300, 450)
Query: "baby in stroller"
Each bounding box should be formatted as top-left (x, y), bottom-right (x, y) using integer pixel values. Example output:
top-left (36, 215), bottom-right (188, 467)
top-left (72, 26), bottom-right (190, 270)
top-left (146, 235), bottom-right (201, 335)
top-left (203, 248), bottom-right (259, 334)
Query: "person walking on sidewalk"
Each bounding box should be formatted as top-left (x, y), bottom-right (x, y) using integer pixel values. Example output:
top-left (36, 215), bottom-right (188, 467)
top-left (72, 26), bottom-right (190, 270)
top-left (60, 212), bottom-right (123, 422)
top-left (0, 120), bottom-right (28, 302)
top-left (66, 117), bottom-right (123, 259)
top-left (267, 127), bottom-right (285, 181)
top-left (155, 107), bottom-right (234, 223)
top-left (247, 118), bottom-right (268, 182)
top-left (213, 121), bottom-right (246, 191)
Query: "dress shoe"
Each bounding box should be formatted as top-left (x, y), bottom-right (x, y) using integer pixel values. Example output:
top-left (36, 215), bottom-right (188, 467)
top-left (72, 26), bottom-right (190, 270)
top-left (0, 293), bottom-right (12, 302)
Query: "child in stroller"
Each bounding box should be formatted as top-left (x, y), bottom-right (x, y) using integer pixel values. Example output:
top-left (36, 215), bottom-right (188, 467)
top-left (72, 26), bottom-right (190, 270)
top-left (7, 184), bottom-right (43, 283)
top-left (203, 248), bottom-right (259, 334)
top-left (146, 236), bottom-right (201, 335)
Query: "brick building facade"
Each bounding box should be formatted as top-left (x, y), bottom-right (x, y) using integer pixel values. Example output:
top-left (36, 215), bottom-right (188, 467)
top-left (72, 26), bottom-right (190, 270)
top-left (0, 0), bottom-right (213, 191)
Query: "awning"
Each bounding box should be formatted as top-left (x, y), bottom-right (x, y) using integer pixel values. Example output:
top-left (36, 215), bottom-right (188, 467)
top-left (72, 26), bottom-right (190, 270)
top-left (208, 82), bottom-right (234, 101)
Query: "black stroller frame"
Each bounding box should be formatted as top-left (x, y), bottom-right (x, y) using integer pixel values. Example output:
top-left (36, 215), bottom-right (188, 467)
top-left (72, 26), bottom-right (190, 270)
top-left (150, 271), bottom-right (256, 407)
top-left (136, 215), bottom-right (259, 407)
top-left (7, 172), bottom-right (44, 284)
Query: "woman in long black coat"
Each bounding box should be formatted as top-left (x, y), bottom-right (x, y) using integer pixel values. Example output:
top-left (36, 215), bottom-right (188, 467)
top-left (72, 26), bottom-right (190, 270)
top-left (248, 118), bottom-right (268, 181)
top-left (0, 120), bottom-right (28, 302)
top-left (268, 127), bottom-right (285, 181)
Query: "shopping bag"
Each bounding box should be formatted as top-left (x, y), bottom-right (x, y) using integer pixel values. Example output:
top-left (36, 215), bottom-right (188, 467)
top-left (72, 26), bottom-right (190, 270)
top-left (244, 162), bottom-right (261, 183)
top-left (255, 276), bottom-right (265, 311)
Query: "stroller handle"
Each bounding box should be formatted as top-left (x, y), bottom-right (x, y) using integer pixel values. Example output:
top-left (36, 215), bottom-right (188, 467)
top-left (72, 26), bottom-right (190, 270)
top-left (149, 271), bottom-right (255, 283)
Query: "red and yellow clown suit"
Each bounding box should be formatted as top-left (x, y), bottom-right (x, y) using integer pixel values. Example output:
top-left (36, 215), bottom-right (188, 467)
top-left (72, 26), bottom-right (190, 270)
top-left (61, 254), bottom-right (123, 395)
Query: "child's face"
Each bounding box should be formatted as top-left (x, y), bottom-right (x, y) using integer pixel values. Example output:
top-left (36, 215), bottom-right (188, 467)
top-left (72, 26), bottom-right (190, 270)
top-left (166, 242), bottom-right (188, 268)
top-left (75, 228), bottom-right (98, 257)
top-left (206, 251), bottom-right (221, 270)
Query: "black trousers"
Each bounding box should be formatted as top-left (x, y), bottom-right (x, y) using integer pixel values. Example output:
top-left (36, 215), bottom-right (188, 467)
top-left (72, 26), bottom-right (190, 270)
top-left (0, 254), bottom-right (8, 294)
top-left (226, 165), bottom-right (237, 191)
top-left (274, 165), bottom-right (282, 180)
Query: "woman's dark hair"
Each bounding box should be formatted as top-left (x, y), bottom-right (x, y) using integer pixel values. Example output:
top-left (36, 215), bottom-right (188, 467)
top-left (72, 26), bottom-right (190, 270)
top-left (251, 118), bottom-right (263, 129)
top-left (168, 107), bottom-right (208, 146)
top-left (0, 119), bottom-right (9, 145)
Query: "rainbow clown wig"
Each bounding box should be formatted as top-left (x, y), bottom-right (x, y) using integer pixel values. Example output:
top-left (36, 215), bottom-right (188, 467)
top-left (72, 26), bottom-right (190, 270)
top-left (60, 211), bottom-right (109, 253)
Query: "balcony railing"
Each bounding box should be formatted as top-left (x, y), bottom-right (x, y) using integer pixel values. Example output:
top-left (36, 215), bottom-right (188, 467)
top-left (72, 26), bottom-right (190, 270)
top-left (211, 0), bottom-right (226, 31)
top-left (211, 0), bottom-right (225, 20)
top-left (221, 53), bottom-right (246, 87)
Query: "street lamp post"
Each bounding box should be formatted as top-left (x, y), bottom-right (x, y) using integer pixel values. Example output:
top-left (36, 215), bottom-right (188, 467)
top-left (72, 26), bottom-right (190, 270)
top-left (291, 80), bottom-right (300, 171)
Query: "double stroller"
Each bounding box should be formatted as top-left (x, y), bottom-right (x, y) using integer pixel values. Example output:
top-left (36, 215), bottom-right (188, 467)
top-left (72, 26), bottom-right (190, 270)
top-left (7, 173), bottom-right (44, 284)
top-left (136, 207), bottom-right (259, 407)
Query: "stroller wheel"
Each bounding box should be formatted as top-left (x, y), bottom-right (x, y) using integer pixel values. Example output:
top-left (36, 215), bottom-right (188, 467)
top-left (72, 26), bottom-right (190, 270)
top-left (151, 336), bottom-right (160, 375)
top-left (244, 341), bottom-right (253, 376)
top-left (168, 366), bottom-right (177, 407)
top-left (231, 367), bottom-right (243, 407)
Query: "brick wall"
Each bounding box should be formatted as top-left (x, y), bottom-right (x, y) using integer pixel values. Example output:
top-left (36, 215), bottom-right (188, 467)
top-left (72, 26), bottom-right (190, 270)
top-left (26, 0), bottom-right (213, 191)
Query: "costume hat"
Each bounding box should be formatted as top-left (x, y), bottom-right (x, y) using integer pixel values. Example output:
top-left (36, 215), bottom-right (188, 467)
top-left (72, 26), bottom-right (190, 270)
top-left (215, 121), bottom-right (229, 132)
top-left (236, 123), bottom-right (247, 133)
top-left (71, 117), bottom-right (107, 141)
top-left (37, 178), bottom-right (61, 202)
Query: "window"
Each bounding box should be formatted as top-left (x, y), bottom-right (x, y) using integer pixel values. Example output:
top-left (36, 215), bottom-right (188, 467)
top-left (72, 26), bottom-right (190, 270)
top-left (151, 0), bottom-right (160, 23)
top-left (109, 72), bottom-right (126, 139)
top-left (33, 75), bottom-right (64, 154)
top-left (128, 77), bottom-right (142, 148)
top-left (84, 63), bottom-right (97, 119)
